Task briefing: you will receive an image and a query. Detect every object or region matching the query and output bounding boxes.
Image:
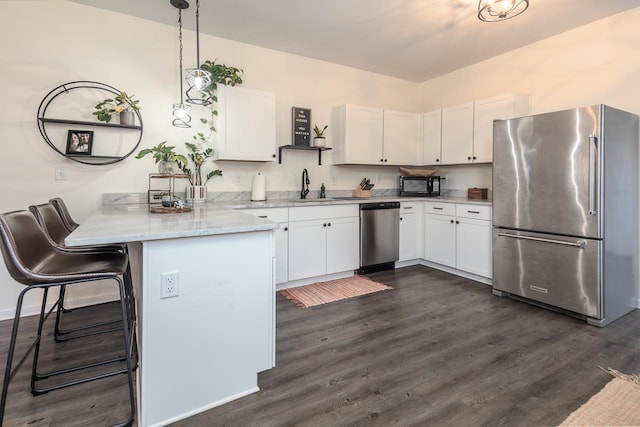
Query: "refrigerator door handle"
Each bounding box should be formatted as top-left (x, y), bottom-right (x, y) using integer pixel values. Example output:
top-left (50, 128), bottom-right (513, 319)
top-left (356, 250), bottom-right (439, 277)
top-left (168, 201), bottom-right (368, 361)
top-left (588, 134), bottom-right (598, 216)
top-left (497, 232), bottom-right (587, 249)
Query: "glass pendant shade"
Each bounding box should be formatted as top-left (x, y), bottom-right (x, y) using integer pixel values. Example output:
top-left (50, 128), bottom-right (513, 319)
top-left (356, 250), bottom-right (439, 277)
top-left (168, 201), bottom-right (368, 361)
top-left (171, 0), bottom-right (192, 127)
top-left (185, 68), bottom-right (211, 91)
top-left (185, 0), bottom-right (212, 106)
top-left (172, 103), bottom-right (192, 128)
top-left (478, 0), bottom-right (529, 22)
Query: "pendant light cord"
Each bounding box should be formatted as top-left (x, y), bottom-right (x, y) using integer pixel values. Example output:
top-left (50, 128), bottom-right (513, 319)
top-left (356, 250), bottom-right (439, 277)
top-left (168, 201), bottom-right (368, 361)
top-left (195, 0), bottom-right (201, 68)
top-left (178, 9), bottom-right (185, 102)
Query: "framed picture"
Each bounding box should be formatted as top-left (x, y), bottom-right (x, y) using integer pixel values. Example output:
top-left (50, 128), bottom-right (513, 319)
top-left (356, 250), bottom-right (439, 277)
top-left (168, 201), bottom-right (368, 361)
top-left (65, 130), bottom-right (93, 155)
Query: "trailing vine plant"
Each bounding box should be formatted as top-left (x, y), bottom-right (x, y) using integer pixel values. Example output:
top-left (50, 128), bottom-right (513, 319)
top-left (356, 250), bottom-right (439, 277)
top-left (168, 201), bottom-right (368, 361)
top-left (178, 60), bottom-right (244, 186)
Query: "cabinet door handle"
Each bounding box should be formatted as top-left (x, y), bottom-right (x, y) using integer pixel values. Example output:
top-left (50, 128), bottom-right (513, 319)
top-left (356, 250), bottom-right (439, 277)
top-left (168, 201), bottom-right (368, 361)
top-left (284, 227), bottom-right (288, 231)
top-left (403, 206), bottom-right (413, 210)
top-left (473, 156), bottom-right (477, 160)
top-left (384, 159), bottom-right (388, 163)
top-left (433, 207), bottom-right (443, 210)
top-left (467, 156), bottom-right (472, 161)
top-left (272, 154), bottom-right (276, 158)
top-left (258, 215), bottom-right (268, 218)
top-left (467, 210), bottom-right (480, 214)
top-left (450, 219), bottom-right (454, 223)
top-left (323, 223), bottom-right (327, 227)
top-left (456, 220), bottom-right (459, 224)
top-left (400, 217), bottom-right (403, 221)
top-left (328, 222), bottom-right (332, 226)
top-left (380, 158), bottom-right (384, 162)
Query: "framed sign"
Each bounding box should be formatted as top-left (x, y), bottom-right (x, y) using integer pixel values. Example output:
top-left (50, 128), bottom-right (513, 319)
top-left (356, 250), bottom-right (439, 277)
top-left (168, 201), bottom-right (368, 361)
top-left (292, 107), bottom-right (311, 146)
top-left (65, 130), bottom-right (94, 155)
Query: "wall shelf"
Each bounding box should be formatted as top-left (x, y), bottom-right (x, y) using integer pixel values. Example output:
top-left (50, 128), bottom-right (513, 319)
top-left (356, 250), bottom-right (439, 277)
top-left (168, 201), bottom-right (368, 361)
top-left (37, 80), bottom-right (144, 166)
top-left (278, 145), bottom-right (332, 165)
top-left (38, 117), bottom-right (142, 130)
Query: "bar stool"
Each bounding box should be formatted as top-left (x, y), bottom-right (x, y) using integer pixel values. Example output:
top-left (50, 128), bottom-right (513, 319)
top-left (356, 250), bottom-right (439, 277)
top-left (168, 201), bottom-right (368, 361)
top-left (49, 197), bottom-right (80, 232)
top-left (0, 210), bottom-right (136, 426)
top-left (29, 202), bottom-right (130, 342)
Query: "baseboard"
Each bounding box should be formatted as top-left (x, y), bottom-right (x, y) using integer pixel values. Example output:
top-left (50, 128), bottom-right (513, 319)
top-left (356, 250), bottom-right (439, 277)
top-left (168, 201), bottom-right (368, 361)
top-left (417, 260), bottom-right (493, 286)
top-left (276, 270), bottom-right (354, 291)
top-left (0, 291), bottom-right (119, 322)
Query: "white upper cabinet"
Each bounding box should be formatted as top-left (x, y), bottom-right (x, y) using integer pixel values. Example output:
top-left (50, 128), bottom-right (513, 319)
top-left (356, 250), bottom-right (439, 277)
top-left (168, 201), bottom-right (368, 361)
top-left (440, 94), bottom-right (530, 165)
top-left (332, 104), bottom-right (384, 165)
top-left (383, 110), bottom-right (422, 165)
top-left (215, 85), bottom-right (277, 162)
top-left (441, 102), bottom-right (474, 165)
top-left (332, 105), bottom-right (421, 165)
top-left (422, 110), bottom-right (442, 166)
top-left (473, 93), bottom-right (530, 163)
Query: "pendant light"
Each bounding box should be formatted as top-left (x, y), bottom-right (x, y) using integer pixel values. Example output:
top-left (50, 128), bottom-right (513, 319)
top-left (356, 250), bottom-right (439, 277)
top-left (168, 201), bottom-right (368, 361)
top-left (185, 0), bottom-right (212, 106)
top-left (478, 0), bottom-right (529, 22)
top-left (171, 0), bottom-right (192, 128)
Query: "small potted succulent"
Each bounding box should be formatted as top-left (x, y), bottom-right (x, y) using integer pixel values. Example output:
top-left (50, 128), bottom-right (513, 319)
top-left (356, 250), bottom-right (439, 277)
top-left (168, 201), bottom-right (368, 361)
top-left (313, 124), bottom-right (328, 147)
top-left (93, 92), bottom-right (141, 125)
top-left (135, 141), bottom-right (188, 175)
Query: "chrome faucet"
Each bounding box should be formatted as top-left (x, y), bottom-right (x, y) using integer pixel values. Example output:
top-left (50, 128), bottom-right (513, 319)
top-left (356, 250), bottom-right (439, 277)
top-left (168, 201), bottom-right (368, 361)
top-left (301, 169), bottom-right (310, 199)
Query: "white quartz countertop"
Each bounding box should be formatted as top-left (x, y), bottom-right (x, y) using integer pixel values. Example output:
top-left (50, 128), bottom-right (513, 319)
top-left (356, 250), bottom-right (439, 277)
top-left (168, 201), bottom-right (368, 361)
top-left (65, 203), bottom-right (278, 246)
top-left (216, 195), bottom-right (493, 209)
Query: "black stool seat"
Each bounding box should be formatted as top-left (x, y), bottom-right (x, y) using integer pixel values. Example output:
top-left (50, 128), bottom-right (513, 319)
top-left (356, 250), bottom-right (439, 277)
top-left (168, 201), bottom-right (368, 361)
top-left (29, 202), bottom-right (129, 342)
top-left (0, 210), bottom-right (136, 426)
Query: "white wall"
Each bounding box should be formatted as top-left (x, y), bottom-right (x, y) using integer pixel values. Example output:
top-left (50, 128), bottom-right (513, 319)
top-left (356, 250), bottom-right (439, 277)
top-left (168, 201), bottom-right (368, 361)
top-left (419, 7), bottom-right (640, 116)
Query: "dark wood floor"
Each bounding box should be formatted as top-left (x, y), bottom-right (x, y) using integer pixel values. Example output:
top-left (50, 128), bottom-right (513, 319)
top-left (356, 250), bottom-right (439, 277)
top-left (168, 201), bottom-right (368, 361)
top-left (2, 265), bottom-right (640, 426)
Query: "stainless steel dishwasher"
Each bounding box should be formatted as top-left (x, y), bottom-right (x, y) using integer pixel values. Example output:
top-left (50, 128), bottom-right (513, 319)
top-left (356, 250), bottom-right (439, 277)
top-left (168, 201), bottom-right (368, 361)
top-left (359, 202), bottom-right (400, 273)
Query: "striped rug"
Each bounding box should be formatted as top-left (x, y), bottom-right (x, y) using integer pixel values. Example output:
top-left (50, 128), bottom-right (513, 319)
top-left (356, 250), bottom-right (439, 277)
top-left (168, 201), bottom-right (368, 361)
top-left (280, 275), bottom-right (393, 308)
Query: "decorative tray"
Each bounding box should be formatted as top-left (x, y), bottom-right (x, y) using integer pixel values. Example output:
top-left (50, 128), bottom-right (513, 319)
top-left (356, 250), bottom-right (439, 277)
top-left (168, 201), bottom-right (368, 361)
top-left (399, 167), bottom-right (439, 177)
top-left (149, 206), bottom-right (193, 214)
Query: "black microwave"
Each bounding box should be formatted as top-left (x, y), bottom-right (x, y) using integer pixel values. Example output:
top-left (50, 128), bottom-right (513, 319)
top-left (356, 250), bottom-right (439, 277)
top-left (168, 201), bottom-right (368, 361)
top-left (399, 176), bottom-right (441, 197)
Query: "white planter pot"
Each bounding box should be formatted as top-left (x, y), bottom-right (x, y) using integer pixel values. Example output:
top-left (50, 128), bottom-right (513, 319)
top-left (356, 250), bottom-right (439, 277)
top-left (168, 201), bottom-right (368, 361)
top-left (119, 111), bottom-right (135, 126)
top-left (186, 185), bottom-right (207, 203)
top-left (313, 137), bottom-right (326, 147)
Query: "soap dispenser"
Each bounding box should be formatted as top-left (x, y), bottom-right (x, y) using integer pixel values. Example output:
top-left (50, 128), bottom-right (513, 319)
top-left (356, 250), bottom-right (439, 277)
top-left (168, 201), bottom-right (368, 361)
top-left (320, 183), bottom-right (326, 198)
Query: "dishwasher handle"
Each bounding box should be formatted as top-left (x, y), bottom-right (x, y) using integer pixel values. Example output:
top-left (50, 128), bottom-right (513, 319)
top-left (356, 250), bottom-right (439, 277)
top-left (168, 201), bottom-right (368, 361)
top-left (360, 202), bottom-right (400, 211)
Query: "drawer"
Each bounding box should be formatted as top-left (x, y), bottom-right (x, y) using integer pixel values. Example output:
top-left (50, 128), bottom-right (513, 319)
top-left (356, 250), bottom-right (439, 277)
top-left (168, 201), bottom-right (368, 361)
top-left (400, 202), bottom-right (419, 211)
top-left (423, 201), bottom-right (455, 216)
top-left (456, 204), bottom-right (492, 220)
top-left (289, 204), bottom-right (359, 221)
top-left (239, 207), bottom-right (288, 223)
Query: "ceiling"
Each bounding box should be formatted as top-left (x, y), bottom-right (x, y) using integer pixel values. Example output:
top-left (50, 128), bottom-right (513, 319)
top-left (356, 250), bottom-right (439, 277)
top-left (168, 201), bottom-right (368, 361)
top-left (69, 0), bottom-right (640, 82)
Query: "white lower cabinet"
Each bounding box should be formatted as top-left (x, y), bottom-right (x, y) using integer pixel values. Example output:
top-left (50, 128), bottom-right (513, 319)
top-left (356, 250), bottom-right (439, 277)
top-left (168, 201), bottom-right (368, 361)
top-left (288, 205), bottom-right (359, 281)
top-left (399, 202), bottom-right (422, 261)
top-left (239, 208), bottom-right (288, 284)
top-left (423, 201), bottom-right (492, 278)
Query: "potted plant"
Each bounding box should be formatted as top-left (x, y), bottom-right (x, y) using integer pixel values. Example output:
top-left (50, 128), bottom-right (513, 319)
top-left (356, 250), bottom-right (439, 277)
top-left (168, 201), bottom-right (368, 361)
top-left (178, 134), bottom-right (223, 203)
top-left (93, 92), bottom-right (141, 125)
top-left (313, 124), bottom-right (328, 147)
top-left (176, 60), bottom-right (241, 202)
top-left (135, 141), bottom-right (188, 175)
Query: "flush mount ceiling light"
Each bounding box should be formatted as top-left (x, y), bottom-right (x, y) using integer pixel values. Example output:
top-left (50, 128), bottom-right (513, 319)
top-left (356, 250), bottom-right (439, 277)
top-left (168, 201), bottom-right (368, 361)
top-left (185, 0), bottom-right (212, 106)
top-left (171, 0), bottom-right (192, 128)
top-left (478, 0), bottom-right (529, 22)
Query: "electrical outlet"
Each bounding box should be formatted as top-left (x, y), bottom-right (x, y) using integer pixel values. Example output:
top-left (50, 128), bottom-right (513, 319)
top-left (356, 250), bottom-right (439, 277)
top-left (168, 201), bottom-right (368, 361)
top-left (160, 271), bottom-right (179, 299)
top-left (236, 175), bottom-right (243, 186)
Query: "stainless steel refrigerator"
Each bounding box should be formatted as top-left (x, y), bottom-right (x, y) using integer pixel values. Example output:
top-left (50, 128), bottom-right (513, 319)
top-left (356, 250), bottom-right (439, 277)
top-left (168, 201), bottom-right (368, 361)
top-left (492, 105), bottom-right (639, 326)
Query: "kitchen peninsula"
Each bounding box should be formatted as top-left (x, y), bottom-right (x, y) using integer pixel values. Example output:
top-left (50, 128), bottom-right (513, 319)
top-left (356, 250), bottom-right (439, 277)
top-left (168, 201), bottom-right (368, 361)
top-left (65, 204), bottom-right (277, 427)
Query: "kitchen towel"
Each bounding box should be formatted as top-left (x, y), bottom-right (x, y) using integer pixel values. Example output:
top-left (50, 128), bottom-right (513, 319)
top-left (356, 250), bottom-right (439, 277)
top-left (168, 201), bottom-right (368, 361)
top-left (251, 173), bottom-right (266, 201)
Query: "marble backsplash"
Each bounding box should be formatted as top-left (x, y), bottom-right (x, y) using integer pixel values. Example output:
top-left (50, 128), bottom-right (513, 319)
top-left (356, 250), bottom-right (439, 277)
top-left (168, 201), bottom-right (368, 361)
top-left (102, 188), bottom-right (476, 205)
